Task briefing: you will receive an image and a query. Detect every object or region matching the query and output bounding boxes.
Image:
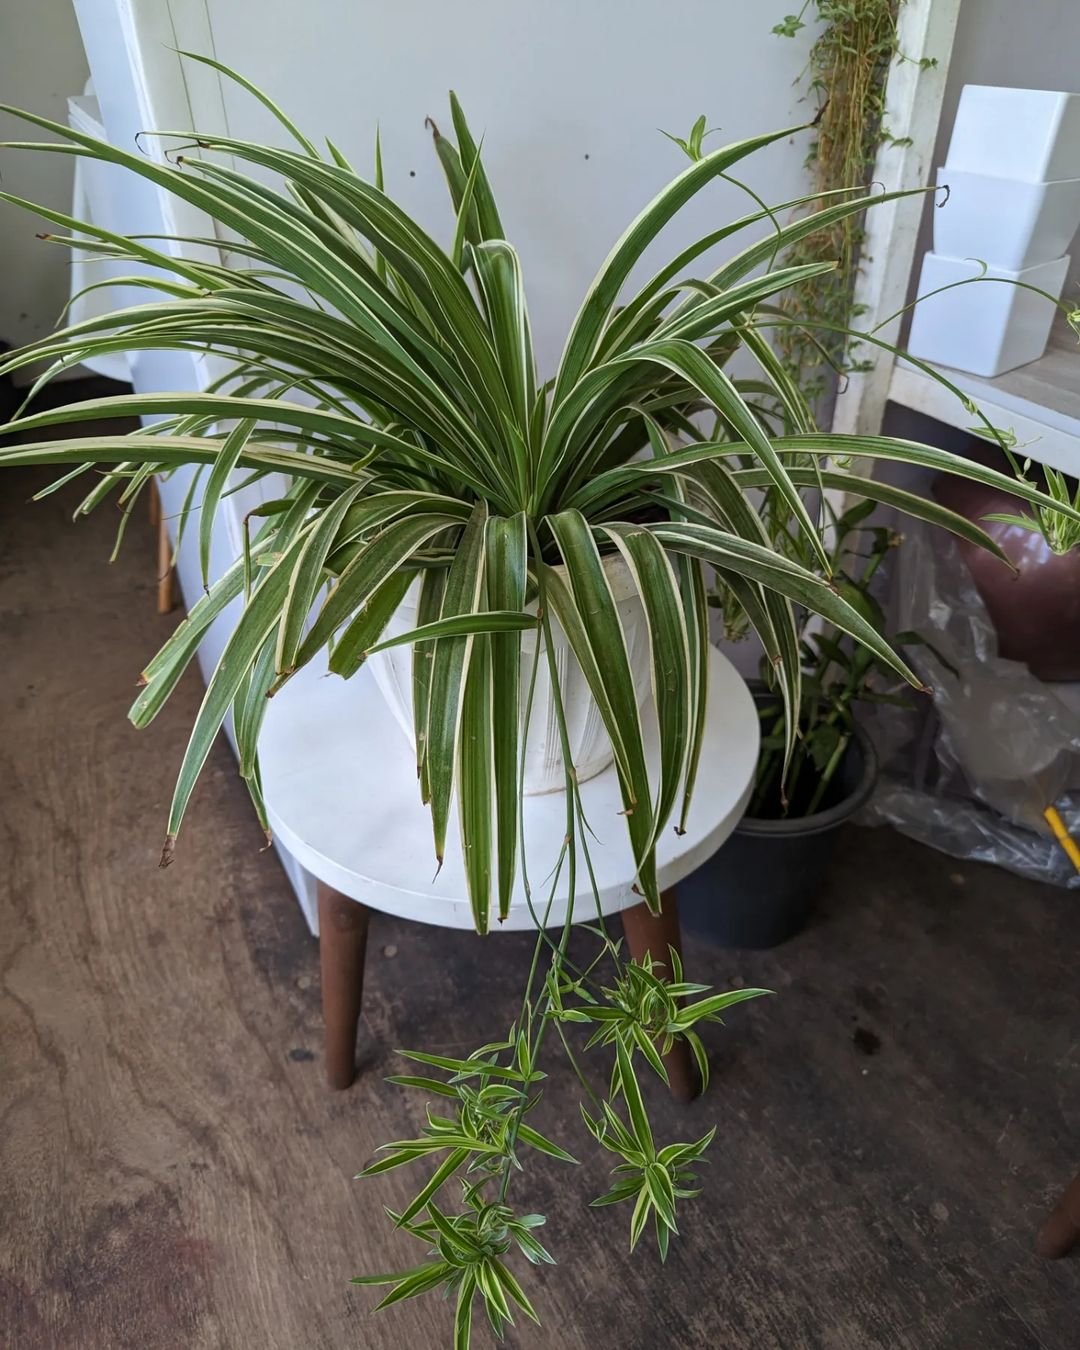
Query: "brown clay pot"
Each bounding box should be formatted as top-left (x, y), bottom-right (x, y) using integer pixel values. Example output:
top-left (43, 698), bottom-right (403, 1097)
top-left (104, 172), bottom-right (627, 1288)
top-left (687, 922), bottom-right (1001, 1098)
top-left (936, 476), bottom-right (1080, 681)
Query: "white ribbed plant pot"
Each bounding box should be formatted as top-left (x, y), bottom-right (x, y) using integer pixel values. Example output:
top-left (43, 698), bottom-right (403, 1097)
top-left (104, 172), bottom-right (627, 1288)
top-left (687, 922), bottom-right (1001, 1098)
top-left (945, 86), bottom-right (1080, 183)
top-left (934, 166), bottom-right (1080, 272)
top-left (907, 250), bottom-right (1069, 377)
top-left (366, 553), bottom-right (651, 795)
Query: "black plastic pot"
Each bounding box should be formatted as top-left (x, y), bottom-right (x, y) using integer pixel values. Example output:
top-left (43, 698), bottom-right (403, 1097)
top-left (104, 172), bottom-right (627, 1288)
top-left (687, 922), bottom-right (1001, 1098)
top-left (677, 706), bottom-right (878, 949)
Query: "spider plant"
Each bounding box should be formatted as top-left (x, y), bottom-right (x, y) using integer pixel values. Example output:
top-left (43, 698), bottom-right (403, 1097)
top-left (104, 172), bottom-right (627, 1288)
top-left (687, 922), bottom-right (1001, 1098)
top-left (1, 59), bottom-right (1077, 1345)
top-left (983, 462), bottom-right (1080, 556)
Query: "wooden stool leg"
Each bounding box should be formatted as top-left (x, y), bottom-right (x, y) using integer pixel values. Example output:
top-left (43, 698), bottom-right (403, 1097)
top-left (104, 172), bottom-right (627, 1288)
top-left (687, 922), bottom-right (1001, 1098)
top-left (620, 890), bottom-right (699, 1104)
top-left (150, 481), bottom-right (175, 615)
top-left (1037, 1171), bottom-right (1080, 1258)
top-left (318, 882), bottom-right (370, 1090)
top-left (156, 516), bottom-right (175, 615)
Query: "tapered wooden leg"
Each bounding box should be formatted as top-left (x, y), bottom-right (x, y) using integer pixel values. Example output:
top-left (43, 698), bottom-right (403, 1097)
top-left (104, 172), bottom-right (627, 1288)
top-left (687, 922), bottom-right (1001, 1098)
top-left (1037, 1171), bottom-right (1080, 1258)
top-left (318, 882), bottom-right (370, 1090)
top-left (156, 518), bottom-right (176, 615)
top-left (150, 482), bottom-right (175, 615)
top-left (620, 890), bottom-right (699, 1103)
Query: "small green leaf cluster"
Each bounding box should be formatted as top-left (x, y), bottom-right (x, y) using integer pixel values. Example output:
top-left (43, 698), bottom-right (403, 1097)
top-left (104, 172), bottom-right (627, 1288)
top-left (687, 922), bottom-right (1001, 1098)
top-left (353, 1196), bottom-right (551, 1347)
top-left (584, 1036), bottom-right (715, 1261)
top-left (550, 944), bottom-right (768, 1093)
top-left (981, 462), bottom-right (1080, 557)
top-left (659, 114), bottom-right (717, 162)
top-left (354, 945), bottom-right (769, 1335)
top-left (772, 11), bottom-right (808, 39)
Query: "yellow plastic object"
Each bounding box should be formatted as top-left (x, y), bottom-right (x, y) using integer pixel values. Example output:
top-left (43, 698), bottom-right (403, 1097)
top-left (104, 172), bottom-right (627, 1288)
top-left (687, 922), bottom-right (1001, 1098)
top-left (1043, 805), bottom-right (1080, 874)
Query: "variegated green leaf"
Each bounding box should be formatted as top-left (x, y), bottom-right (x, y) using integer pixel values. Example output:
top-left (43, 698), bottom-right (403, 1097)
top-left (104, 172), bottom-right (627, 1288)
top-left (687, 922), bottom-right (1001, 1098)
top-left (650, 521), bottom-right (921, 686)
top-left (553, 123), bottom-right (805, 401)
top-left (427, 501), bottom-right (488, 871)
top-left (163, 524), bottom-right (316, 860)
top-left (275, 481), bottom-right (365, 674)
top-left (365, 609), bottom-right (536, 654)
top-left (199, 419), bottom-right (257, 590)
top-left (413, 567), bottom-right (447, 805)
top-left (326, 571), bottom-right (415, 680)
top-left (484, 513), bottom-right (528, 920)
top-left (598, 524), bottom-right (690, 849)
top-left (458, 609), bottom-right (494, 933)
top-left (296, 513), bottom-right (464, 667)
top-left (544, 510), bottom-right (659, 911)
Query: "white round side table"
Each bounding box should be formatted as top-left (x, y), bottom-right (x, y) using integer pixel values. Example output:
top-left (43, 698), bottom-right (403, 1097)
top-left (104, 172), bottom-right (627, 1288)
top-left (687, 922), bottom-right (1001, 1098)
top-left (260, 647), bottom-right (759, 1094)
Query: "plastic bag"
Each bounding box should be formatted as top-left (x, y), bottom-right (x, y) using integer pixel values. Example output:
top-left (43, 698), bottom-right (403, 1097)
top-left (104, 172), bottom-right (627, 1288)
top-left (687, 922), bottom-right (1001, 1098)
top-left (860, 518), bottom-right (1080, 889)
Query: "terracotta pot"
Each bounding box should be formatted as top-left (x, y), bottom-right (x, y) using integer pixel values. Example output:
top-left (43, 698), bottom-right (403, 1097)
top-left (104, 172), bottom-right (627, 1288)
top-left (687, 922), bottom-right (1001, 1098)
top-left (936, 476), bottom-right (1080, 681)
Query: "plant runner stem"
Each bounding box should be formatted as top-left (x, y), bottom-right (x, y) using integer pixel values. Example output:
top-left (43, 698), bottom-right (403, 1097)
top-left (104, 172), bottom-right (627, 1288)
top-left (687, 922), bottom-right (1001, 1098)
top-left (497, 539), bottom-right (581, 1205)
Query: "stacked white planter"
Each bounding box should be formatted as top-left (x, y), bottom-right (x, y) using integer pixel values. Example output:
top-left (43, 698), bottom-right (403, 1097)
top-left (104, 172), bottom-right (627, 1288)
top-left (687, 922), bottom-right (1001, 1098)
top-left (908, 85), bottom-right (1080, 377)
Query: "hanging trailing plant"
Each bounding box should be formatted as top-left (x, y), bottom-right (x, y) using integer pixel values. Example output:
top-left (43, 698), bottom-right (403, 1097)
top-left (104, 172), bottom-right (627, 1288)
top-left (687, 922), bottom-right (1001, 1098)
top-left (771, 0), bottom-right (906, 406)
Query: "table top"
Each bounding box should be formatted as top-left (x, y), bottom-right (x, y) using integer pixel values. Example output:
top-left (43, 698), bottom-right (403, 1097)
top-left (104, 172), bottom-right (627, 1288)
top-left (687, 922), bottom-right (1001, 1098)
top-left (259, 647), bottom-right (759, 931)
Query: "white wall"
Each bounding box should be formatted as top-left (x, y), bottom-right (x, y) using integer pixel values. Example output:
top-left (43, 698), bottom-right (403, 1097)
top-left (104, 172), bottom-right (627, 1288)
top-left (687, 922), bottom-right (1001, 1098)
top-left (0, 0), bottom-right (89, 354)
top-left (188, 0), bottom-right (822, 379)
top-left (5, 0), bottom-right (822, 373)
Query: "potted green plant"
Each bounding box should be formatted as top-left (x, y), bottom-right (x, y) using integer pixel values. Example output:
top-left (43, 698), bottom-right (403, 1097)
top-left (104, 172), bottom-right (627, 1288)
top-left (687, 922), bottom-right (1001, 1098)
top-left (1, 59), bottom-right (1075, 1345)
top-left (680, 501), bottom-right (919, 948)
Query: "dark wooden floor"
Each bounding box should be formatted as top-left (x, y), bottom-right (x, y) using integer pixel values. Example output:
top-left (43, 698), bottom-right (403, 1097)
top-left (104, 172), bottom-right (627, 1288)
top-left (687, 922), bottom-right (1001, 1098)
top-left (1, 460), bottom-right (1078, 1350)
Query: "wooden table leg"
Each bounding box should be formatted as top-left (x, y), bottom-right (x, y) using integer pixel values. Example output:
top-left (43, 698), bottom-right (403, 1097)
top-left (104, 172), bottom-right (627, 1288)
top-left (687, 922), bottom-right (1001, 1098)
top-left (620, 890), bottom-right (700, 1104)
top-left (1036, 1171), bottom-right (1080, 1258)
top-left (318, 882), bottom-right (370, 1090)
top-left (149, 481), bottom-right (175, 615)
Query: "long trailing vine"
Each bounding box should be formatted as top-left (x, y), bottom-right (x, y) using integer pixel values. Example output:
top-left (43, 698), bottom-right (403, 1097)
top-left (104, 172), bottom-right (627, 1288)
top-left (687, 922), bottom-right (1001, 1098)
top-left (771, 0), bottom-right (910, 406)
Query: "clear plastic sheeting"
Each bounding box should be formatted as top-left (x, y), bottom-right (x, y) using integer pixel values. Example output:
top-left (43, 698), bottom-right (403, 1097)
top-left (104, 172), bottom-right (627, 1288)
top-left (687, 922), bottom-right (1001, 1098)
top-left (860, 518), bottom-right (1080, 889)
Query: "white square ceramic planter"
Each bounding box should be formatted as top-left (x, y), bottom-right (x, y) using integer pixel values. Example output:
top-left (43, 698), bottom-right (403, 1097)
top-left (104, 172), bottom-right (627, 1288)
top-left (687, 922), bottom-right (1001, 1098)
top-left (945, 85), bottom-right (1080, 182)
top-left (934, 166), bottom-right (1080, 270)
top-left (907, 250), bottom-right (1069, 377)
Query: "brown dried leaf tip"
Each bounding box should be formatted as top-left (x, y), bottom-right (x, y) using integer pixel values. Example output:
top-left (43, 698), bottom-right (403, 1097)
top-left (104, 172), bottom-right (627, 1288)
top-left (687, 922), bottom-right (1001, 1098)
top-left (158, 834), bottom-right (177, 869)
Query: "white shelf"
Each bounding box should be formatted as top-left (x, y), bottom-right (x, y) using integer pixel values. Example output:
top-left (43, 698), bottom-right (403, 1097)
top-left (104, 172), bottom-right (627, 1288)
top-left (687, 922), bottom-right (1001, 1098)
top-left (888, 314), bottom-right (1080, 476)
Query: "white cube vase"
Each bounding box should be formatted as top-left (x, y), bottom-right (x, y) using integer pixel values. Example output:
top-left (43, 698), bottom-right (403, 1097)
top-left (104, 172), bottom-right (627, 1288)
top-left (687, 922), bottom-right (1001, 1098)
top-left (946, 85), bottom-right (1080, 182)
top-left (365, 553), bottom-right (652, 796)
top-left (934, 166), bottom-right (1080, 271)
top-left (907, 250), bottom-right (1069, 377)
